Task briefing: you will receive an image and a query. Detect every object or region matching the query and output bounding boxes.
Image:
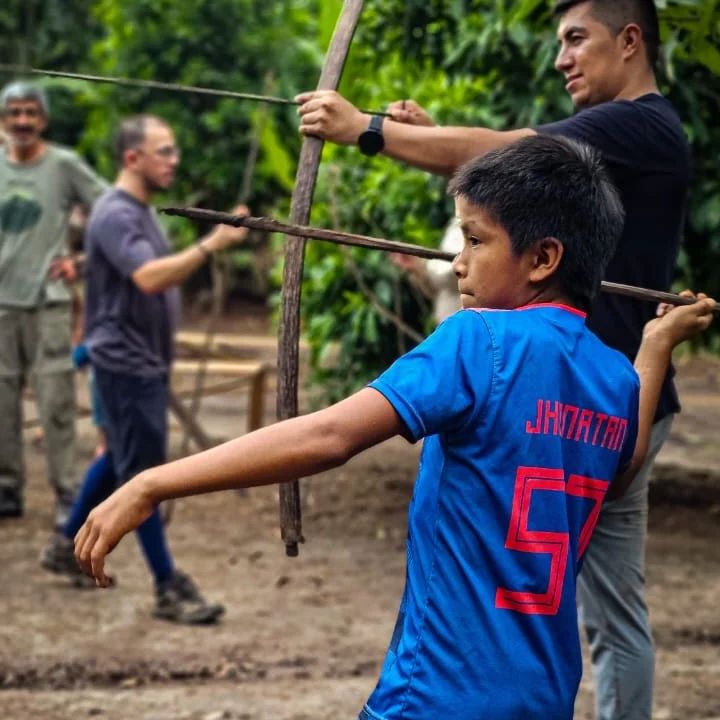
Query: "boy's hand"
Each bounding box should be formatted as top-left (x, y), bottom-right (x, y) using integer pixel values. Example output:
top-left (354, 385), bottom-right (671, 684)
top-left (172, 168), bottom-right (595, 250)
top-left (643, 291), bottom-right (715, 350)
top-left (74, 477), bottom-right (154, 587)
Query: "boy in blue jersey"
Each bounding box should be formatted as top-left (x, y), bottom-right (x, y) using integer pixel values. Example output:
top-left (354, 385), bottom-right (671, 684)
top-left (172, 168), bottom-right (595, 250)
top-left (74, 135), bottom-right (714, 719)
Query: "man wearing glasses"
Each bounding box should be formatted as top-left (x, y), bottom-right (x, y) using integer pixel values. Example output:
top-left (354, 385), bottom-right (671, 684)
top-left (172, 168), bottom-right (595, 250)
top-left (0, 82), bottom-right (106, 526)
top-left (52, 114), bottom-right (248, 623)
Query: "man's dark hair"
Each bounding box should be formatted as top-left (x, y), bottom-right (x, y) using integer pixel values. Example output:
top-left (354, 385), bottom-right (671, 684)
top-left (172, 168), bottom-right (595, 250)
top-left (448, 134), bottom-right (624, 308)
top-left (113, 114), bottom-right (168, 165)
top-left (553, 0), bottom-right (660, 68)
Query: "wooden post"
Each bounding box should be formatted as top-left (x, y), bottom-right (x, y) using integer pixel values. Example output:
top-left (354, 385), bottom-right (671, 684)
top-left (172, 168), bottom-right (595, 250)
top-left (277, 0), bottom-right (366, 557)
top-left (247, 366), bottom-right (267, 433)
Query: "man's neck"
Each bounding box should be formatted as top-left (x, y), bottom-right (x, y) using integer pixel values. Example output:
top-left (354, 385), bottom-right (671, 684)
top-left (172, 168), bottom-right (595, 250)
top-left (115, 169), bottom-right (152, 204)
top-left (613, 67), bottom-right (660, 103)
top-left (7, 140), bottom-right (47, 164)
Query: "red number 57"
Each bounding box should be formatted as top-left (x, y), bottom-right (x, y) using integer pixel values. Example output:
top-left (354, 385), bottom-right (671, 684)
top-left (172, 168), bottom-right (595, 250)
top-left (495, 466), bottom-right (609, 616)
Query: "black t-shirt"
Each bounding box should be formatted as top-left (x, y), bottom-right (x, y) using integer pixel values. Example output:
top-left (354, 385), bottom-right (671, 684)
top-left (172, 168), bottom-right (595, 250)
top-left (537, 94), bottom-right (690, 421)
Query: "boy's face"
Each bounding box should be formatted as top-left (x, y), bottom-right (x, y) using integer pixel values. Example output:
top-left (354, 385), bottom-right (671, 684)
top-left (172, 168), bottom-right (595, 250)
top-left (453, 196), bottom-right (533, 310)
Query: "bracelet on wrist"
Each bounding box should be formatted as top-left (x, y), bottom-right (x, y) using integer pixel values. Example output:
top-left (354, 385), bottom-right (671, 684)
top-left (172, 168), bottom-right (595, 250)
top-left (196, 240), bottom-right (211, 260)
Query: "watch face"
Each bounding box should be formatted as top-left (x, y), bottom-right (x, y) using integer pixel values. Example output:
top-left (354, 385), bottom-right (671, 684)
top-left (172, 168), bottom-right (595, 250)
top-left (359, 129), bottom-right (384, 156)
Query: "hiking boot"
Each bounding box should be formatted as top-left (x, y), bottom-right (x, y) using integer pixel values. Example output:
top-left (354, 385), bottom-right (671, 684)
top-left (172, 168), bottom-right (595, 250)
top-left (0, 487), bottom-right (22, 518)
top-left (40, 533), bottom-right (106, 589)
top-left (154, 570), bottom-right (224, 625)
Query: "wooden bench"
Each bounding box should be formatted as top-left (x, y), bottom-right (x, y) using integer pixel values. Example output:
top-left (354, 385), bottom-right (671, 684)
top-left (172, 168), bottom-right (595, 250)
top-left (171, 359), bottom-right (270, 440)
top-left (24, 359), bottom-right (270, 445)
top-left (24, 332), bottom-right (284, 444)
top-left (177, 330), bottom-right (280, 351)
top-left (175, 331), bottom-right (307, 362)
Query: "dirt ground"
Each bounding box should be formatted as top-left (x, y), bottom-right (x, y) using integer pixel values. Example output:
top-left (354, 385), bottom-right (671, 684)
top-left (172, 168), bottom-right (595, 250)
top-left (1, 308), bottom-right (719, 720)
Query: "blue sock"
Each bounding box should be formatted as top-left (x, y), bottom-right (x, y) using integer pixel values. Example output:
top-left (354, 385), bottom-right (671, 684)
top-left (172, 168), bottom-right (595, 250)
top-left (135, 508), bottom-right (175, 586)
top-left (64, 453), bottom-right (116, 539)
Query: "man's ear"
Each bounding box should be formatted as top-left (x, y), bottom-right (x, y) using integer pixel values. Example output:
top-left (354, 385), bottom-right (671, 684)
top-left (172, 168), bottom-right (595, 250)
top-left (528, 236), bottom-right (563, 283)
top-left (123, 147), bottom-right (140, 169)
top-left (620, 23), bottom-right (642, 61)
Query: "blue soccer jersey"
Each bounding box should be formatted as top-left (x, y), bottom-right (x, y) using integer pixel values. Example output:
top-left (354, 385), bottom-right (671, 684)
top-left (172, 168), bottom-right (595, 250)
top-left (364, 304), bottom-right (640, 720)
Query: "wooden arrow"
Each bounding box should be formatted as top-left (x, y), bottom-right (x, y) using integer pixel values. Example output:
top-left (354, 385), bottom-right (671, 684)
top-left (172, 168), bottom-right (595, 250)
top-left (162, 207), bottom-right (720, 313)
top-left (0, 63), bottom-right (391, 117)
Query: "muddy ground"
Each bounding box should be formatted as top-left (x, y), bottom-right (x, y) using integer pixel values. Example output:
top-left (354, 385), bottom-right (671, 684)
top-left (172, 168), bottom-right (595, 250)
top-left (1, 309), bottom-right (719, 720)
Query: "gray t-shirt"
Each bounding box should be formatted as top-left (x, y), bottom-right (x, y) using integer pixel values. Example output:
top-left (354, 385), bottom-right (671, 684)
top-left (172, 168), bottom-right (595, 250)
top-left (0, 144), bottom-right (107, 308)
top-left (85, 188), bottom-right (181, 376)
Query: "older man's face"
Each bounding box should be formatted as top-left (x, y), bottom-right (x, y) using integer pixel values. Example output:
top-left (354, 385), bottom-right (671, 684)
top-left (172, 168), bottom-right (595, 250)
top-left (2, 100), bottom-right (47, 150)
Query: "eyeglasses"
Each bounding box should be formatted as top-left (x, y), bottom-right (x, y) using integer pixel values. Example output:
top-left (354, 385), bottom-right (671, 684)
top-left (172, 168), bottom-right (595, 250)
top-left (5, 106), bottom-right (42, 118)
top-left (155, 145), bottom-right (180, 159)
top-left (136, 145), bottom-right (181, 160)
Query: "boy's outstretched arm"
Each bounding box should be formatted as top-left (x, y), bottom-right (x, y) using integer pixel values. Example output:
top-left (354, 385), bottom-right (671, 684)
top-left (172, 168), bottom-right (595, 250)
top-left (75, 388), bottom-right (405, 586)
top-left (609, 293), bottom-right (716, 500)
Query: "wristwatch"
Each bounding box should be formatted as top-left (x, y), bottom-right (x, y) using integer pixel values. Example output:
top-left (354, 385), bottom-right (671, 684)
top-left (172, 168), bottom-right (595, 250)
top-left (357, 115), bottom-right (385, 156)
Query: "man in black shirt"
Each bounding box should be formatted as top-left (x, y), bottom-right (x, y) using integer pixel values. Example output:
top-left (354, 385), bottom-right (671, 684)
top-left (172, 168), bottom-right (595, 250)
top-left (296, 1), bottom-right (683, 718)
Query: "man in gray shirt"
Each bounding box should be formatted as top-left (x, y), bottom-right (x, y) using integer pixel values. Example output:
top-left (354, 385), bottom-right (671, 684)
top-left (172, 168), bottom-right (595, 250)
top-left (0, 82), bottom-right (106, 523)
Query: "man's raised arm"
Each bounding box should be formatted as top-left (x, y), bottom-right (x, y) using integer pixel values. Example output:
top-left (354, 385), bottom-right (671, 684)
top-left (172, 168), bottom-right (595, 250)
top-left (296, 90), bottom-right (535, 177)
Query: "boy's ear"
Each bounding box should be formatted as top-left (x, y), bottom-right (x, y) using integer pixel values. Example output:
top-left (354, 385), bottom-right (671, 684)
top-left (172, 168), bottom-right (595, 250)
top-left (528, 236), bottom-right (563, 283)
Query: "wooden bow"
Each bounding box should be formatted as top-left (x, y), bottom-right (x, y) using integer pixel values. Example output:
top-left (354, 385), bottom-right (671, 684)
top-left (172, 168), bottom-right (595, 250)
top-left (277, 0), bottom-right (366, 557)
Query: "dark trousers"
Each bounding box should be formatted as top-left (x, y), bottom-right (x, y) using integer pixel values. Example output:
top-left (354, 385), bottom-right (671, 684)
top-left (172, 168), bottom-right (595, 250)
top-left (94, 367), bottom-right (168, 482)
top-left (86, 366), bottom-right (174, 584)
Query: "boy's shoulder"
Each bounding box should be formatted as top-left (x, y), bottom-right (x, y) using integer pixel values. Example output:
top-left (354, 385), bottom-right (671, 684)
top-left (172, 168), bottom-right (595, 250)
top-left (466, 304), bottom-right (639, 385)
top-left (462, 303), bottom-right (585, 334)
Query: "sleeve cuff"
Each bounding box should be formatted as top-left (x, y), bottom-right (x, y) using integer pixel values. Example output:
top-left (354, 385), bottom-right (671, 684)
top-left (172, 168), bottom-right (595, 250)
top-left (368, 379), bottom-right (426, 442)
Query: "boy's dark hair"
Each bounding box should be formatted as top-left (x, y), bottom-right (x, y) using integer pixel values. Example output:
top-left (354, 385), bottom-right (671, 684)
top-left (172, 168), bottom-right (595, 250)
top-left (113, 114), bottom-right (168, 166)
top-left (448, 134), bottom-right (624, 308)
top-left (553, 0), bottom-right (660, 69)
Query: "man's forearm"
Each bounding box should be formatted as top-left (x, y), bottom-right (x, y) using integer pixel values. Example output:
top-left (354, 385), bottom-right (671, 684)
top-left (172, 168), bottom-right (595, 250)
top-left (381, 123), bottom-right (536, 176)
top-left (132, 235), bottom-right (219, 294)
top-left (296, 90), bottom-right (534, 175)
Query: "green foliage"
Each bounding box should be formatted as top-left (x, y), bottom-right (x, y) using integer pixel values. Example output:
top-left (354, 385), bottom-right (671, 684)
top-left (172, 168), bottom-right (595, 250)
top-left (659, 3), bottom-right (720, 316)
top-left (0, 0), bottom-right (99, 68)
top-left (0, 0), bottom-right (103, 145)
top-left (2, 0), bottom-right (322, 248)
top-left (80, 0), bottom-right (322, 244)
